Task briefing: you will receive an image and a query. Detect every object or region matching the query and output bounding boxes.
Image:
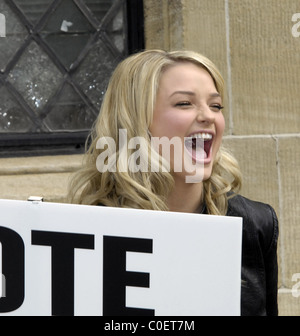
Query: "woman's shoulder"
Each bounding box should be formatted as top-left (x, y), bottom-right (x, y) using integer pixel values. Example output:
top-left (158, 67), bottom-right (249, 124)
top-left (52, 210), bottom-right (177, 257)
top-left (227, 193), bottom-right (279, 254)
top-left (227, 193), bottom-right (277, 219)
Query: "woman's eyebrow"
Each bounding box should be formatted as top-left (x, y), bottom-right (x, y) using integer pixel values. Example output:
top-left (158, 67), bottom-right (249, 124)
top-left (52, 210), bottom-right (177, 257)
top-left (169, 91), bottom-right (195, 98)
top-left (169, 91), bottom-right (221, 98)
top-left (209, 92), bottom-right (221, 98)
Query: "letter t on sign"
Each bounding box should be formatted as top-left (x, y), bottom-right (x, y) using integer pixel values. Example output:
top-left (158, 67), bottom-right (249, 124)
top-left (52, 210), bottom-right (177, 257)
top-left (103, 236), bottom-right (154, 316)
top-left (32, 231), bottom-right (95, 316)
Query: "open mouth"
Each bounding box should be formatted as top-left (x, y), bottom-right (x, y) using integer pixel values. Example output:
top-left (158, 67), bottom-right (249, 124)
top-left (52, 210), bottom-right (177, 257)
top-left (184, 132), bottom-right (213, 162)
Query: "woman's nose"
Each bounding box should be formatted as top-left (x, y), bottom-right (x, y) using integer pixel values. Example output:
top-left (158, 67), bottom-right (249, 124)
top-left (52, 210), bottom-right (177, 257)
top-left (196, 106), bottom-right (215, 124)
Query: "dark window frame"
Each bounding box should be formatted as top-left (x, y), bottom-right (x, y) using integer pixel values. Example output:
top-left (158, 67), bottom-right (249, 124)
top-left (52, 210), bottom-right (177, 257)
top-left (0, 0), bottom-right (144, 158)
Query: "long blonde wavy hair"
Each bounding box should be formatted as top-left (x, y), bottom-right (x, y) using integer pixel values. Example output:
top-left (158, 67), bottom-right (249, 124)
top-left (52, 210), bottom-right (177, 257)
top-left (68, 50), bottom-right (242, 215)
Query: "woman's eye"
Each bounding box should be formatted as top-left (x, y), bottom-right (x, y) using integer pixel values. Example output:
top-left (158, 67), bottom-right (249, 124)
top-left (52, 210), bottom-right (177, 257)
top-left (175, 101), bottom-right (191, 107)
top-left (210, 104), bottom-right (224, 112)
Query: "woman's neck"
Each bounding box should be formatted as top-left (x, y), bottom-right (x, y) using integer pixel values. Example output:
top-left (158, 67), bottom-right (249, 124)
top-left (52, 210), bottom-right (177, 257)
top-left (167, 179), bottom-right (204, 213)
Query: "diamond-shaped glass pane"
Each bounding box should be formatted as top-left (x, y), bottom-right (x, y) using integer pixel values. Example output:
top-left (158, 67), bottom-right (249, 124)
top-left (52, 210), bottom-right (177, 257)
top-left (13, 0), bottom-right (53, 25)
top-left (83, 0), bottom-right (126, 53)
top-left (83, 0), bottom-right (113, 23)
top-left (42, 0), bottom-right (95, 32)
top-left (73, 41), bottom-right (119, 109)
top-left (106, 5), bottom-right (126, 53)
top-left (0, 1), bottom-right (28, 72)
top-left (8, 41), bottom-right (63, 112)
top-left (44, 34), bottom-right (93, 70)
top-left (0, 86), bottom-right (33, 132)
top-left (40, 0), bottom-right (96, 69)
top-left (44, 83), bottom-right (96, 131)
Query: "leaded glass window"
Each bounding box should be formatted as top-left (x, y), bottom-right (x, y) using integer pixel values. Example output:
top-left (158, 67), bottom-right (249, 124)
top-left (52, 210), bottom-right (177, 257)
top-left (0, 0), bottom-right (144, 156)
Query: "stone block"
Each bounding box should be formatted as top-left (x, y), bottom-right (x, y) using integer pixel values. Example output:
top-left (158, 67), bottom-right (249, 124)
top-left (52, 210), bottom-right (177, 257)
top-left (278, 290), bottom-right (300, 316)
top-left (0, 155), bottom-right (84, 202)
top-left (0, 154), bottom-right (83, 175)
top-left (144, 0), bottom-right (184, 50)
top-left (278, 137), bottom-right (300, 288)
top-left (0, 172), bottom-right (73, 203)
top-left (222, 136), bottom-right (279, 210)
top-left (229, 0), bottom-right (300, 135)
top-left (223, 136), bottom-right (282, 287)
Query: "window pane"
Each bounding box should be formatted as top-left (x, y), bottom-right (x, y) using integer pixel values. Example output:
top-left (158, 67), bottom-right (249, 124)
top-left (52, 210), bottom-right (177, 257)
top-left (83, 0), bottom-right (113, 23)
top-left (0, 1), bottom-right (28, 72)
top-left (7, 41), bottom-right (63, 113)
top-left (107, 4), bottom-right (127, 53)
top-left (73, 40), bottom-right (119, 110)
top-left (0, 86), bottom-right (33, 132)
top-left (13, 0), bottom-right (53, 24)
top-left (0, 0), bottom-right (144, 156)
top-left (44, 83), bottom-right (96, 131)
top-left (40, 0), bottom-right (96, 69)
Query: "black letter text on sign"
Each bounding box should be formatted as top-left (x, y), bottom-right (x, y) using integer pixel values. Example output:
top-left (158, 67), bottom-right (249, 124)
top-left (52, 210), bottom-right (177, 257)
top-left (103, 236), bottom-right (154, 316)
top-left (31, 231), bottom-right (94, 316)
top-left (0, 227), bottom-right (25, 313)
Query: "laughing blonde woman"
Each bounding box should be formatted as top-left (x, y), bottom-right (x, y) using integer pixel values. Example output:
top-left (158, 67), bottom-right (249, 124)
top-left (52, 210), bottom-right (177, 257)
top-left (68, 50), bottom-right (278, 316)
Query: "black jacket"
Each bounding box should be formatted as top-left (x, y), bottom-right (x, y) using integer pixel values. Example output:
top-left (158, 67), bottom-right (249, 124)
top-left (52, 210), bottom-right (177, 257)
top-left (221, 194), bottom-right (279, 316)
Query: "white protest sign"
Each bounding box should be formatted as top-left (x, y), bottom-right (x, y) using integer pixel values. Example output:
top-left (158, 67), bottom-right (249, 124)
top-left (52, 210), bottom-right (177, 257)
top-left (0, 199), bottom-right (242, 316)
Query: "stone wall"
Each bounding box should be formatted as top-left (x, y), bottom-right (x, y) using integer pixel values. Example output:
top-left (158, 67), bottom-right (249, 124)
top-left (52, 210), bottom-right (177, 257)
top-left (144, 0), bottom-right (300, 315)
top-left (0, 155), bottom-right (83, 203)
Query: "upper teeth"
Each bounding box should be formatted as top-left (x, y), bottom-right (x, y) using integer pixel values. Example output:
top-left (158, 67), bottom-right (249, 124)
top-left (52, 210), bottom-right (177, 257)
top-left (191, 133), bottom-right (212, 140)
